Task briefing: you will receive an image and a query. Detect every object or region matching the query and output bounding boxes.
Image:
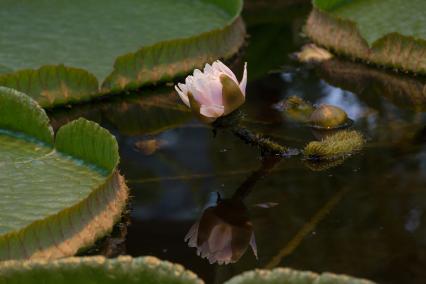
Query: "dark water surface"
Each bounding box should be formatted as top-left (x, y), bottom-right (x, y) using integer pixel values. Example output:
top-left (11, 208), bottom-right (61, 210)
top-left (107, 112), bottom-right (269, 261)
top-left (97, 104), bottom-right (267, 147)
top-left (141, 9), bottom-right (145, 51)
top-left (49, 2), bottom-right (426, 284)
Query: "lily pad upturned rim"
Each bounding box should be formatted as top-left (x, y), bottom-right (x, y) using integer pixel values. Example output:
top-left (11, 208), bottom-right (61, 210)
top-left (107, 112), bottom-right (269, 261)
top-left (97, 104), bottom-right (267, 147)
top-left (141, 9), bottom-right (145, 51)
top-left (224, 267), bottom-right (376, 284)
top-left (0, 255), bottom-right (203, 284)
top-left (0, 0), bottom-right (246, 108)
top-left (305, 0), bottom-right (426, 75)
top-left (0, 87), bottom-right (128, 261)
top-left (0, 256), bottom-right (376, 284)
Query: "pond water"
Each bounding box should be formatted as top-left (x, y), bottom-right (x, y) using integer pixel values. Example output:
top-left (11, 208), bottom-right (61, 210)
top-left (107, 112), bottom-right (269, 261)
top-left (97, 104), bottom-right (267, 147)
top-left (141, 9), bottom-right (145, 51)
top-left (48, 2), bottom-right (426, 284)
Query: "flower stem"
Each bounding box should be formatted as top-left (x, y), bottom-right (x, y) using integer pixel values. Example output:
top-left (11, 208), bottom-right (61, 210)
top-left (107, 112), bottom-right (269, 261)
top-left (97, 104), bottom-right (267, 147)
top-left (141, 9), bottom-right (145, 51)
top-left (232, 155), bottom-right (282, 201)
top-left (213, 110), bottom-right (299, 157)
top-left (231, 126), bottom-right (297, 157)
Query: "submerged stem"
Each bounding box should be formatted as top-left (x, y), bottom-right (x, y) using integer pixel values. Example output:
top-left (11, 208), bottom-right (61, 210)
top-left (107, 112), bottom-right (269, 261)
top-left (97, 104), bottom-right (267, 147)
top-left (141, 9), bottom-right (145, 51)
top-left (213, 110), bottom-right (299, 157)
top-left (231, 126), bottom-right (296, 157)
top-left (232, 155), bottom-right (282, 201)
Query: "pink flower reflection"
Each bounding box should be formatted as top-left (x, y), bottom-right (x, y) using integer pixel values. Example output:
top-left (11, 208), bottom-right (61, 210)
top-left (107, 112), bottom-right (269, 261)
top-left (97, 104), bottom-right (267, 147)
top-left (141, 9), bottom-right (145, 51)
top-left (185, 198), bottom-right (257, 265)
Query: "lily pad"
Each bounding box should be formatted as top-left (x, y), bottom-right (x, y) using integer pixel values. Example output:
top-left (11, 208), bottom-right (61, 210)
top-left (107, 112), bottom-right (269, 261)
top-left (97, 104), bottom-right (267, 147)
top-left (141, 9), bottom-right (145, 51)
top-left (0, 256), bottom-right (377, 284)
top-left (224, 268), bottom-right (375, 284)
top-left (0, 0), bottom-right (245, 107)
top-left (305, 0), bottom-right (426, 74)
top-left (0, 256), bottom-right (203, 284)
top-left (0, 87), bottom-right (128, 261)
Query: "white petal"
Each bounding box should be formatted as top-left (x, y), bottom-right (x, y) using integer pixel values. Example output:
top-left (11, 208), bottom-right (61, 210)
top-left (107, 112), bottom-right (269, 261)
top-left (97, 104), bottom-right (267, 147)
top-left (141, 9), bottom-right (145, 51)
top-left (249, 232), bottom-right (258, 259)
top-left (239, 62), bottom-right (247, 96)
top-left (203, 63), bottom-right (214, 76)
top-left (212, 60), bottom-right (238, 83)
top-left (207, 77), bottom-right (223, 106)
top-left (200, 104), bottom-right (225, 118)
top-left (175, 85), bottom-right (190, 107)
top-left (185, 76), bottom-right (195, 92)
top-left (192, 75), bottom-right (214, 105)
top-left (193, 69), bottom-right (203, 79)
top-left (184, 222), bottom-right (200, 249)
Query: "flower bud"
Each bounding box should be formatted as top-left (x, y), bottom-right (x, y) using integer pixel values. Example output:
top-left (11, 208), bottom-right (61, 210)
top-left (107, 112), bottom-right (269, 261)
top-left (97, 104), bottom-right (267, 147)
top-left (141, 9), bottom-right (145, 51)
top-left (175, 60), bottom-right (247, 123)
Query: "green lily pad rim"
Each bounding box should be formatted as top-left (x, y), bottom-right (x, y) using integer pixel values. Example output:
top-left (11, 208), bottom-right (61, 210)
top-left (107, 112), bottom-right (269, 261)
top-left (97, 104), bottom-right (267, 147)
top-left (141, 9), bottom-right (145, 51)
top-left (224, 267), bottom-right (376, 284)
top-left (306, 0), bottom-right (426, 75)
top-left (312, 0), bottom-right (426, 45)
top-left (0, 0), bottom-right (245, 108)
top-left (0, 86), bottom-right (119, 172)
top-left (0, 87), bottom-right (127, 261)
top-left (0, 255), bottom-right (204, 284)
top-left (0, 256), bottom-right (377, 284)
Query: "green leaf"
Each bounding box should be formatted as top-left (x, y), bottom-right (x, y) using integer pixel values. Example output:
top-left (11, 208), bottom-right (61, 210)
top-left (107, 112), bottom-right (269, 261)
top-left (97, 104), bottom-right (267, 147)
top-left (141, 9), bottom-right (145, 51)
top-left (306, 0), bottom-right (426, 74)
top-left (55, 118), bottom-right (119, 173)
top-left (0, 0), bottom-right (245, 107)
top-left (0, 65), bottom-right (99, 108)
top-left (0, 256), bottom-right (204, 284)
top-left (0, 87), bottom-right (128, 261)
top-left (101, 18), bottom-right (245, 93)
top-left (0, 65), bottom-right (12, 74)
top-left (224, 268), bottom-right (375, 284)
top-left (0, 87), bottom-right (53, 145)
top-left (314, 0), bottom-right (426, 45)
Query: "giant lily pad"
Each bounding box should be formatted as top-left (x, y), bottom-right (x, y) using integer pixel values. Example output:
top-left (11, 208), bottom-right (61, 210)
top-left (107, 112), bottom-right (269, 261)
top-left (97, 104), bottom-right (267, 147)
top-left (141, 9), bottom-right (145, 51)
top-left (0, 87), bottom-right (128, 261)
top-left (0, 256), bottom-right (376, 284)
top-left (0, 0), bottom-right (245, 108)
top-left (224, 268), bottom-right (375, 284)
top-left (0, 256), bottom-right (203, 284)
top-left (305, 0), bottom-right (426, 74)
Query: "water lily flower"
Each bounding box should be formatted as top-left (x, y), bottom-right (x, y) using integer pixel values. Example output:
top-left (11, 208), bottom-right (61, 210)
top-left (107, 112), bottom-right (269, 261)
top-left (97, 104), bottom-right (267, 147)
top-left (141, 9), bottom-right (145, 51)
top-left (184, 196), bottom-right (257, 265)
top-left (175, 60), bottom-right (247, 123)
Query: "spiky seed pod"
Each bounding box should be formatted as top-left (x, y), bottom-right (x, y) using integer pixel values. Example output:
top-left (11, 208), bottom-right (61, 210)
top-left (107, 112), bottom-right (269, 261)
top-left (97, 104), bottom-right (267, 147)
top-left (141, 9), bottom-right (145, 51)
top-left (304, 130), bottom-right (364, 161)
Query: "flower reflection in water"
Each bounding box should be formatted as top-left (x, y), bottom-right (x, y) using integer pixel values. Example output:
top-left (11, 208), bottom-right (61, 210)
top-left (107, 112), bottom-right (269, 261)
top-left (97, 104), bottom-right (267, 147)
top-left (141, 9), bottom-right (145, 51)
top-left (185, 194), bottom-right (257, 265)
top-left (185, 156), bottom-right (281, 265)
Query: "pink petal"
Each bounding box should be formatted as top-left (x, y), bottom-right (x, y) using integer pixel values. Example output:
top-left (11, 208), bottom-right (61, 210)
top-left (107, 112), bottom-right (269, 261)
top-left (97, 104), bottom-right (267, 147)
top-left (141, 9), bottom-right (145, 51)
top-left (200, 104), bottom-right (224, 118)
top-left (175, 84), bottom-right (190, 107)
top-left (239, 62), bottom-right (247, 96)
top-left (213, 60), bottom-right (238, 84)
top-left (184, 222), bottom-right (199, 248)
top-left (249, 232), bottom-right (258, 259)
top-left (190, 73), bottom-right (214, 105)
top-left (203, 63), bottom-right (214, 76)
top-left (207, 77), bottom-right (223, 105)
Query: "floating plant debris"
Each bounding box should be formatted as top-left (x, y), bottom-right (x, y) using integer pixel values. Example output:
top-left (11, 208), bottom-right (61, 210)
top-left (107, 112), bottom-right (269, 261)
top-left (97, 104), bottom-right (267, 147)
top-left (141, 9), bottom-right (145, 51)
top-left (282, 96), bottom-right (353, 130)
top-left (294, 44), bottom-right (333, 63)
top-left (282, 96), bottom-right (315, 123)
top-left (308, 104), bottom-right (352, 130)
